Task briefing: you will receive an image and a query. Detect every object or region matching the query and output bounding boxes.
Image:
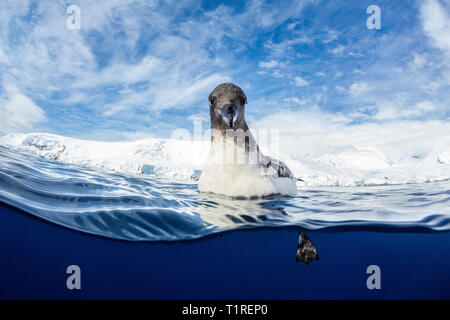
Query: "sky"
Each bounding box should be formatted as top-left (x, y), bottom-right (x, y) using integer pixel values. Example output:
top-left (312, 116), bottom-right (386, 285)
top-left (0, 0), bottom-right (449, 159)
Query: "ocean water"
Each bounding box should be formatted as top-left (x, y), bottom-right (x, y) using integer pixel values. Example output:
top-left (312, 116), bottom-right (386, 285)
top-left (0, 145), bottom-right (449, 242)
top-left (1, 145), bottom-right (450, 299)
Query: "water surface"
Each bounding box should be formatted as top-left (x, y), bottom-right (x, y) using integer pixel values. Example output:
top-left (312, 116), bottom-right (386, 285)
top-left (0, 146), bottom-right (449, 241)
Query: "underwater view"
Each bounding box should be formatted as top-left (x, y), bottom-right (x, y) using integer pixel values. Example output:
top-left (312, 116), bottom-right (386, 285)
top-left (1, 0), bottom-right (450, 304)
top-left (1, 144), bottom-right (450, 299)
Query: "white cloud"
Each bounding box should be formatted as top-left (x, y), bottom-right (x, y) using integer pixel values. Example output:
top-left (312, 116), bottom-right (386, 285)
top-left (409, 52), bottom-right (428, 70)
top-left (286, 21), bottom-right (299, 31)
top-left (271, 70), bottom-right (284, 78)
top-left (0, 0), bottom-right (314, 119)
top-left (0, 47), bottom-right (9, 65)
top-left (322, 28), bottom-right (338, 43)
top-left (294, 76), bottom-right (309, 87)
top-left (0, 85), bottom-right (46, 134)
top-left (330, 44), bottom-right (345, 55)
top-left (103, 72), bottom-right (231, 116)
top-left (284, 97), bottom-right (307, 105)
top-left (150, 73), bottom-right (231, 111)
top-left (422, 80), bottom-right (446, 93)
top-left (252, 107), bottom-right (450, 163)
top-left (349, 82), bottom-right (370, 96)
top-left (187, 112), bottom-right (210, 122)
top-left (421, 0), bottom-right (450, 54)
top-left (374, 100), bottom-right (437, 120)
top-left (244, 0), bottom-right (309, 29)
top-left (0, 0), bottom-right (448, 143)
top-left (0, 1), bottom-right (238, 117)
top-left (412, 100), bottom-right (436, 112)
top-left (204, 0), bottom-right (311, 45)
top-left (259, 60), bottom-right (279, 68)
top-left (264, 36), bottom-right (312, 57)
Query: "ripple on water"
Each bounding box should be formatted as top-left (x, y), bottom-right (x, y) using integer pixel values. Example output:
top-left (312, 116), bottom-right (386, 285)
top-left (0, 146), bottom-right (450, 241)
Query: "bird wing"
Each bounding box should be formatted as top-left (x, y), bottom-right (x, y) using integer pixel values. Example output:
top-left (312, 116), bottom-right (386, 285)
top-left (259, 154), bottom-right (294, 179)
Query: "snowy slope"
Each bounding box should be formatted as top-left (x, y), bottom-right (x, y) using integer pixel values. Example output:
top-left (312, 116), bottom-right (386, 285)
top-left (0, 133), bottom-right (210, 180)
top-left (0, 132), bottom-right (449, 187)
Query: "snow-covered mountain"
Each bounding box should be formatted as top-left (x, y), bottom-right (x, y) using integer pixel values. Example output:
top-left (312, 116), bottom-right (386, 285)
top-left (0, 132), bottom-right (449, 187)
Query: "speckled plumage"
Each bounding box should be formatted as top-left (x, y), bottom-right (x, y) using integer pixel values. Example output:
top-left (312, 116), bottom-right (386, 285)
top-left (296, 232), bottom-right (319, 265)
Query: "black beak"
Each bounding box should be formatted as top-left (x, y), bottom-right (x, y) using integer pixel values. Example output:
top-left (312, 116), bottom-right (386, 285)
top-left (221, 105), bottom-right (238, 128)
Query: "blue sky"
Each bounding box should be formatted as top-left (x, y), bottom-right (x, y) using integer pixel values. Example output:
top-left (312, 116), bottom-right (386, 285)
top-left (0, 0), bottom-right (449, 144)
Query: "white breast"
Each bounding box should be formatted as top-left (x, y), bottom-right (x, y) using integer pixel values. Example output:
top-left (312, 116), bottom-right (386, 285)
top-left (198, 139), bottom-right (297, 198)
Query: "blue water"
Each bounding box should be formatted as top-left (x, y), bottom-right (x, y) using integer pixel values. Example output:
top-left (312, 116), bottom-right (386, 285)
top-left (1, 146), bottom-right (450, 299)
top-left (0, 146), bottom-right (449, 241)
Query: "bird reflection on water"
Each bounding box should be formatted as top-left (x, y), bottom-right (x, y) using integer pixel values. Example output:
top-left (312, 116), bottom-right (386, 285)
top-left (0, 146), bottom-right (450, 242)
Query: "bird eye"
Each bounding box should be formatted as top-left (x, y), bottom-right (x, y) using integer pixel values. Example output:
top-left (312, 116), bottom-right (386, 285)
top-left (209, 96), bottom-right (215, 105)
top-left (240, 97), bottom-right (246, 105)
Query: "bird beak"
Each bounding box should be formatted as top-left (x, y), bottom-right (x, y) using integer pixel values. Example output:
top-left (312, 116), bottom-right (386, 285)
top-left (221, 105), bottom-right (238, 128)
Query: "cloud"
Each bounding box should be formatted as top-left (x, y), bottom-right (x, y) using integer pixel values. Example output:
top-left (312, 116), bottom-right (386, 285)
top-left (294, 76), bottom-right (309, 87)
top-left (374, 99), bottom-right (437, 120)
top-left (0, 1), bottom-right (238, 123)
top-left (349, 82), bottom-right (370, 96)
top-left (252, 107), bottom-right (450, 162)
top-left (202, 0), bottom-right (312, 47)
top-left (409, 52), bottom-right (428, 69)
top-left (284, 97), bottom-right (307, 105)
top-left (322, 28), bottom-right (338, 43)
top-left (0, 0), bottom-right (449, 142)
top-left (0, 84), bottom-right (46, 134)
top-left (259, 60), bottom-right (279, 68)
top-left (0, 0), bottom-right (313, 128)
top-left (330, 44), bottom-right (345, 55)
top-left (187, 112), bottom-right (210, 122)
top-left (271, 70), bottom-right (284, 78)
top-left (264, 36), bottom-right (312, 57)
top-left (421, 0), bottom-right (450, 54)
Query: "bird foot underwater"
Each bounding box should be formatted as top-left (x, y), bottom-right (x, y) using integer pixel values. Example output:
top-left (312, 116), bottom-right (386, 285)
top-left (296, 232), bottom-right (319, 265)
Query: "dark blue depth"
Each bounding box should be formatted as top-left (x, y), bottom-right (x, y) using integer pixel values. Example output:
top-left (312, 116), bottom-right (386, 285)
top-left (1, 202), bottom-right (449, 299)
